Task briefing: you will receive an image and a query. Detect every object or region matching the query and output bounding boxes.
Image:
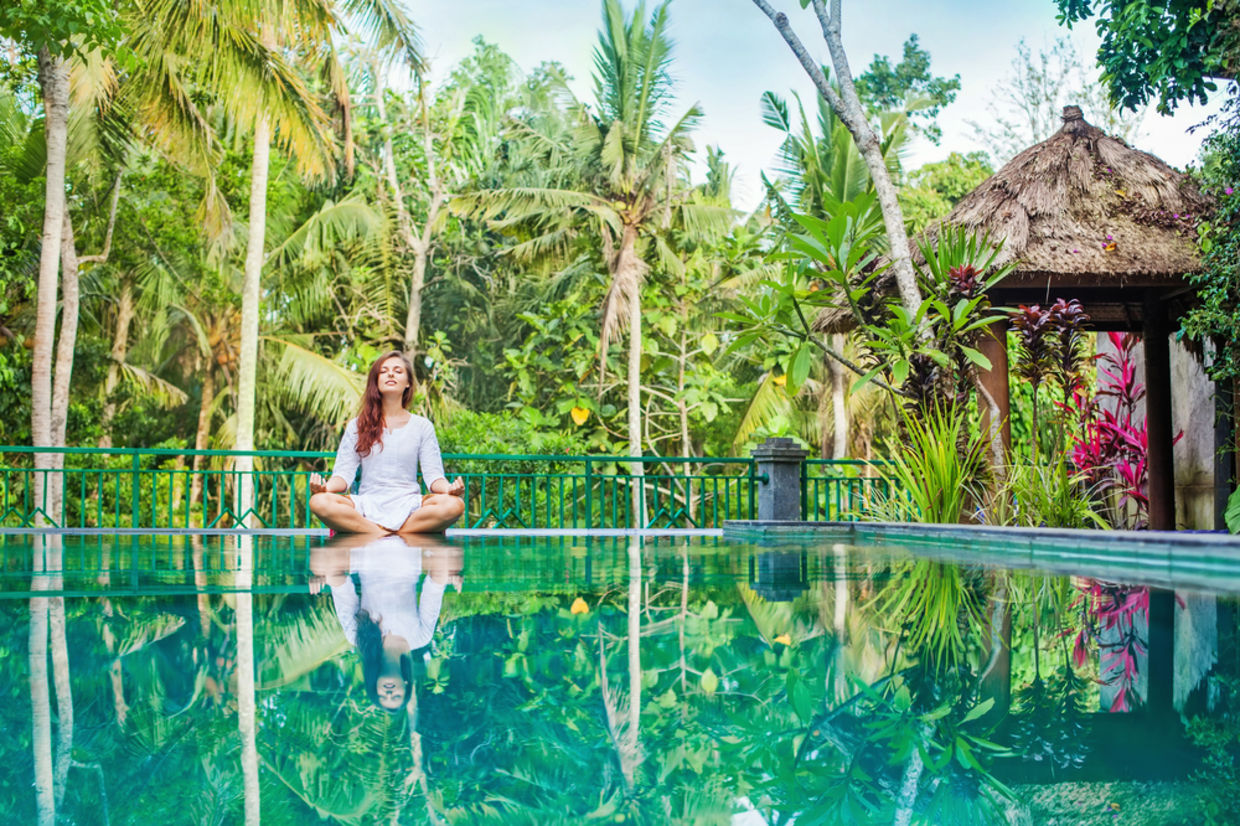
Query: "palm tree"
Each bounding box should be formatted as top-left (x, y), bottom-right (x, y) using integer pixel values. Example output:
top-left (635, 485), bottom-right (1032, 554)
top-left (461, 0), bottom-right (730, 520)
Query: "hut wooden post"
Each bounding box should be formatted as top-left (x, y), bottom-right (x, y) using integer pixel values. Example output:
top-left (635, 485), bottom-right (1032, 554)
top-left (978, 320), bottom-right (1012, 455)
top-left (1144, 290), bottom-right (1175, 530)
top-left (1213, 362), bottom-right (1234, 530)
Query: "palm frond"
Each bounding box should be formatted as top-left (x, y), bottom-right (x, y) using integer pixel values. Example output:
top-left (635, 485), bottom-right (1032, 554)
top-left (339, 0), bottom-right (423, 71)
top-left (732, 373), bottom-right (790, 451)
top-left (268, 337), bottom-right (365, 425)
top-left (266, 193), bottom-right (384, 270)
top-left (115, 361), bottom-right (190, 408)
top-left (759, 90), bottom-right (791, 132)
top-left (115, 612), bottom-right (186, 656)
top-left (258, 603), bottom-right (351, 689)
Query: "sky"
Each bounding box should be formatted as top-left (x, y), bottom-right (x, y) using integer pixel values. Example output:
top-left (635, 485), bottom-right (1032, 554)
top-left (408, 0), bottom-right (1230, 209)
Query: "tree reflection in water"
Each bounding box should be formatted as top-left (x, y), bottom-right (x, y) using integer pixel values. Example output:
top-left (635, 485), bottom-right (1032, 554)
top-left (3, 534), bottom-right (1235, 823)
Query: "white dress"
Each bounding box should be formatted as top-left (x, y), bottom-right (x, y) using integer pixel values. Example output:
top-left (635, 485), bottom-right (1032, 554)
top-left (329, 535), bottom-right (446, 650)
top-left (329, 415), bottom-right (448, 531)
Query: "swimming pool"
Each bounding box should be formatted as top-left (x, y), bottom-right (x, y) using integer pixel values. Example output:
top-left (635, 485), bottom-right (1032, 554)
top-left (5, 529), bottom-right (1238, 824)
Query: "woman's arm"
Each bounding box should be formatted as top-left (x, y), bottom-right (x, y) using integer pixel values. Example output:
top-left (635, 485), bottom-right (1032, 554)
top-left (419, 420), bottom-right (463, 494)
top-left (309, 473), bottom-right (349, 494)
top-left (428, 476), bottom-right (465, 495)
top-left (315, 419), bottom-right (360, 494)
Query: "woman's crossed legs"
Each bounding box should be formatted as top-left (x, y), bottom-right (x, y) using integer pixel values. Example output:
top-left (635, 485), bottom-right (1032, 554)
top-left (309, 492), bottom-right (464, 535)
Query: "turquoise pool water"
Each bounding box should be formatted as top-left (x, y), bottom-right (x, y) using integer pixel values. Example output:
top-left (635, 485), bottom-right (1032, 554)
top-left (4, 530), bottom-right (1240, 825)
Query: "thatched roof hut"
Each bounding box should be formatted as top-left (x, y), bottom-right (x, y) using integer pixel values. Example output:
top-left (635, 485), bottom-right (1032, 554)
top-left (817, 106), bottom-right (1216, 531)
top-left (816, 105), bottom-right (1211, 332)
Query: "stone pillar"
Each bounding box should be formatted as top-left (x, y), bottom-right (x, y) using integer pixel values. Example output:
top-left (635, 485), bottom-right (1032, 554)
top-left (749, 551), bottom-right (809, 602)
top-left (752, 437), bottom-right (809, 521)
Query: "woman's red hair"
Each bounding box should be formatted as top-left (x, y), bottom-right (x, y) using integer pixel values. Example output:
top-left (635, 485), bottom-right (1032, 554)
top-left (355, 351), bottom-right (415, 457)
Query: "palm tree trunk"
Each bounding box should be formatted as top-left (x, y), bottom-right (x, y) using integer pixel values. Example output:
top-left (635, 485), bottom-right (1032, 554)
top-left (99, 282), bottom-right (134, 448)
top-left (623, 541), bottom-right (642, 785)
top-left (235, 117), bottom-right (271, 527)
top-left (32, 48), bottom-right (71, 526)
top-left (189, 366), bottom-right (216, 519)
top-left (677, 329), bottom-right (694, 522)
top-left (627, 296), bottom-right (645, 525)
top-left (236, 534), bottom-right (260, 825)
top-left (29, 539), bottom-right (54, 825)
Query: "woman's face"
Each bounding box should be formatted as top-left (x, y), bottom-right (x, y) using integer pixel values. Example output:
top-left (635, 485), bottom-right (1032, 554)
top-left (376, 356), bottom-right (411, 396)
top-left (376, 675), bottom-right (407, 709)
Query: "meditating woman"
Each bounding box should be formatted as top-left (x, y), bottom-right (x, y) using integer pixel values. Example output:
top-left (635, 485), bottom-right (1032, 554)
top-left (309, 350), bottom-right (465, 534)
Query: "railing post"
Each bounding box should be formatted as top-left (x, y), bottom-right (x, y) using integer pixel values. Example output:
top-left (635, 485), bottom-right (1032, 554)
top-left (131, 452), bottom-right (141, 529)
top-left (751, 438), bottom-right (808, 522)
top-left (585, 459), bottom-right (594, 529)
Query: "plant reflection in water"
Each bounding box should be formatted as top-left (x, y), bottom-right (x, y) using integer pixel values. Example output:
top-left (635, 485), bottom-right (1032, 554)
top-left (5, 534), bottom-right (1234, 824)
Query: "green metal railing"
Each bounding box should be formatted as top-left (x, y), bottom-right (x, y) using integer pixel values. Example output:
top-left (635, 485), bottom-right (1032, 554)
top-left (2, 446), bottom-right (888, 530)
top-left (1, 446), bottom-right (771, 530)
top-left (801, 458), bottom-right (891, 521)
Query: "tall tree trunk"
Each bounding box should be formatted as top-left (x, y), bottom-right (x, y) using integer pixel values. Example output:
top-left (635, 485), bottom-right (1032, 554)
top-left (404, 244), bottom-right (428, 357)
top-left (677, 328), bottom-right (694, 522)
top-left (611, 226), bottom-right (646, 525)
top-left (189, 366), bottom-right (216, 518)
top-left (99, 282), bottom-right (134, 448)
top-left (49, 214), bottom-right (82, 521)
top-left (628, 295), bottom-right (644, 526)
top-left (623, 541), bottom-right (642, 785)
top-left (377, 79), bottom-right (444, 359)
top-left (49, 537), bottom-right (72, 807)
top-left (751, 0), bottom-right (924, 326)
top-left (191, 535), bottom-right (211, 637)
top-left (32, 49), bottom-right (71, 526)
top-left (235, 117), bottom-right (271, 527)
top-left (236, 534), bottom-right (260, 825)
top-left (29, 539), bottom-right (54, 825)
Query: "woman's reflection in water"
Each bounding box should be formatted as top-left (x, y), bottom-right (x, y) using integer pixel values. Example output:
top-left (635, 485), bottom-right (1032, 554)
top-left (310, 533), bottom-right (463, 712)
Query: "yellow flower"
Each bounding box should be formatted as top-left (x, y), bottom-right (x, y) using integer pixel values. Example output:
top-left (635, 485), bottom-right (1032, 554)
top-left (570, 406), bottom-right (590, 426)
top-left (774, 633), bottom-right (792, 646)
top-left (570, 597), bottom-right (589, 614)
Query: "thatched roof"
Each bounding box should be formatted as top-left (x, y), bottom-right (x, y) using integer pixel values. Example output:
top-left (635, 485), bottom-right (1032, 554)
top-left (815, 105), bottom-right (1211, 334)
